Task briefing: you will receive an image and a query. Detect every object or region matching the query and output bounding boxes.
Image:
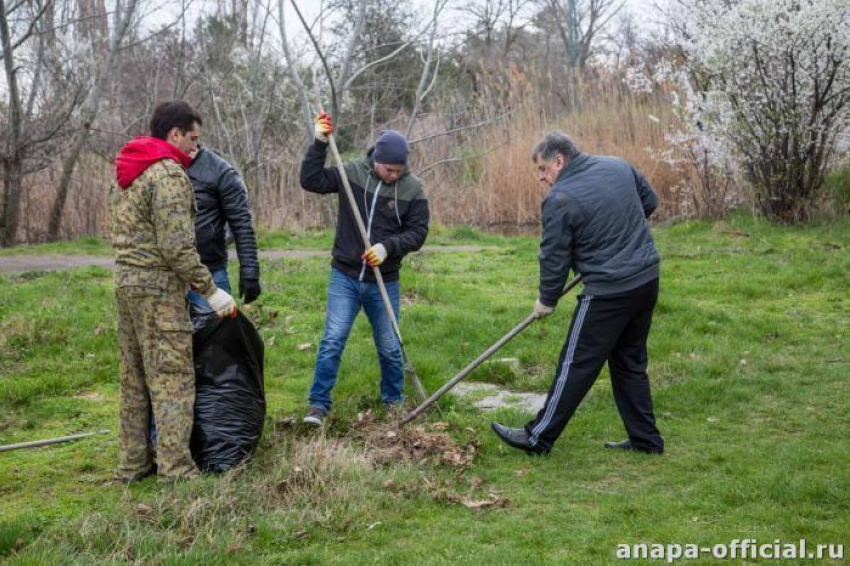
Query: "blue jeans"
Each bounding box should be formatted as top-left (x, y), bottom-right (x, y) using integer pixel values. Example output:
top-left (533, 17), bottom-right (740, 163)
top-left (187, 266), bottom-right (232, 311)
top-left (309, 268), bottom-right (404, 411)
top-left (151, 266), bottom-right (231, 447)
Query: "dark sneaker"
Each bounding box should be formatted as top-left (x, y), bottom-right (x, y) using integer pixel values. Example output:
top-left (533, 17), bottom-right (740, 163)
top-left (303, 407), bottom-right (327, 426)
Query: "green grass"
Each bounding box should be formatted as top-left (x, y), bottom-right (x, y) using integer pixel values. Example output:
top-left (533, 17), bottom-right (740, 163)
top-left (1, 215), bottom-right (847, 564)
top-left (0, 222), bottom-right (509, 260)
top-left (0, 236), bottom-right (112, 257)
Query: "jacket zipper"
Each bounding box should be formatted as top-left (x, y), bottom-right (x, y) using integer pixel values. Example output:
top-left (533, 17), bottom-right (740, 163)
top-left (358, 178), bottom-right (383, 281)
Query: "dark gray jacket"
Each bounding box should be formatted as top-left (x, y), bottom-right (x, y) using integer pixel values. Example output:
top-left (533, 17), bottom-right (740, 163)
top-left (539, 153), bottom-right (659, 305)
top-left (188, 147), bottom-right (259, 280)
top-left (300, 140), bottom-right (429, 283)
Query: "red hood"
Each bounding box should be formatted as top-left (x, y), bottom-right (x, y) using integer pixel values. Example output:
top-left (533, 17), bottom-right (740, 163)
top-left (115, 136), bottom-right (192, 189)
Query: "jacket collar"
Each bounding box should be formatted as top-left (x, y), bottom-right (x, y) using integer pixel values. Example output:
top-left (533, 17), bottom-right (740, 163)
top-left (555, 153), bottom-right (588, 183)
top-left (115, 136), bottom-right (192, 189)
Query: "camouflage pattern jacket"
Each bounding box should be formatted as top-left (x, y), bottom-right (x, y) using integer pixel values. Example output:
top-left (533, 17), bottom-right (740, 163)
top-left (110, 160), bottom-right (215, 296)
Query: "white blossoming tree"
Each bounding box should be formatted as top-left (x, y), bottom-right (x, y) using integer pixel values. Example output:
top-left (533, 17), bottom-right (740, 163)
top-left (667, 0), bottom-right (850, 222)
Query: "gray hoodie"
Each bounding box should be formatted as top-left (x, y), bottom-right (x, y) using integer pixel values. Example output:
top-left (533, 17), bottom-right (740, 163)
top-left (538, 153), bottom-right (660, 305)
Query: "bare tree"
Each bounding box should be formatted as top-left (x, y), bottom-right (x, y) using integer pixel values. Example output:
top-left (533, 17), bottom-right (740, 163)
top-left (277, 0), bottom-right (320, 143)
top-left (460, 0), bottom-right (531, 58)
top-left (0, 0), bottom-right (84, 246)
top-left (286, 0), bottom-right (437, 131)
top-left (47, 0), bottom-right (139, 239)
top-left (545, 0), bottom-right (624, 67)
top-left (406, 0), bottom-right (450, 138)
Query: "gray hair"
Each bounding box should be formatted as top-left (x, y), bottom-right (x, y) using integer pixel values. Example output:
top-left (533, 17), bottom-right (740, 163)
top-left (531, 132), bottom-right (580, 162)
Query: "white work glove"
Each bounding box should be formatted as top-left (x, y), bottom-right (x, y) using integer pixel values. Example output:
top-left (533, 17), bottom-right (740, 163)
top-left (314, 111), bottom-right (333, 143)
top-left (362, 243), bottom-right (388, 267)
top-left (533, 298), bottom-right (555, 319)
top-left (206, 288), bottom-right (237, 318)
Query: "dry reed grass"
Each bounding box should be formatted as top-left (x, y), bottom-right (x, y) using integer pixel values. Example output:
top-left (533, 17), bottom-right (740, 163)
top-left (11, 70), bottom-right (687, 243)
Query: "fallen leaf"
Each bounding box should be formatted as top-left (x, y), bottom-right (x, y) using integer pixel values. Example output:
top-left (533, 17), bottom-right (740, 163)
top-left (514, 468), bottom-right (528, 477)
top-left (382, 479), bottom-right (395, 488)
top-left (276, 417), bottom-right (295, 427)
top-left (386, 430), bottom-right (398, 439)
top-left (461, 496), bottom-right (507, 509)
top-left (225, 543), bottom-right (241, 554)
top-left (297, 343), bottom-right (312, 351)
top-left (76, 391), bottom-right (105, 402)
top-left (135, 504), bottom-right (152, 517)
top-left (367, 522), bottom-right (382, 530)
top-left (294, 530), bottom-right (308, 539)
top-left (14, 538), bottom-right (24, 551)
top-left (469, 476), bottom-right (484, 488)
top-left (431, 421), bottom-right (449, 430)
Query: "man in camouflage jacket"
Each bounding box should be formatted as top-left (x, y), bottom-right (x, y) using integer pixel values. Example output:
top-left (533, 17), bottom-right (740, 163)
top-left (110, 101), bottom-right (236, 481)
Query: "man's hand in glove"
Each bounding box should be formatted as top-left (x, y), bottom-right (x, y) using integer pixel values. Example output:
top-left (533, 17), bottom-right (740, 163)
top-left (239, 277), bottom-right (262, 304)
top-left (362, 243), bottom-right (387, 267)
top-left (314, 112), bottom-right (333, 142)
top-left (207, 288), bottom-right (237, 318)
top-left (533, 298), bottom-right (555, 319)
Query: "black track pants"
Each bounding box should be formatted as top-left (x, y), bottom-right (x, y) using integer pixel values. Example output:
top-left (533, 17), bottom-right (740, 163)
top-left (525, 278), bottom-right (663, 452)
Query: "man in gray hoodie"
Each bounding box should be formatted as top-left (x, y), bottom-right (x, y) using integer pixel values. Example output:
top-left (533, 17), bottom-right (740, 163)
top-left (491, 132), bottom-right (664, 456)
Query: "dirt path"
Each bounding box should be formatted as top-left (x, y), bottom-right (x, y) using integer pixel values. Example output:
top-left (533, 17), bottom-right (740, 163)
top-left (0, 245), bottom-right (493, 274)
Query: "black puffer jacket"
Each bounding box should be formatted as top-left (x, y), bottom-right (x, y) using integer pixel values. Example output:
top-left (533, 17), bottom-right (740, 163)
top-left (188, 147), bottom-right (260, 280)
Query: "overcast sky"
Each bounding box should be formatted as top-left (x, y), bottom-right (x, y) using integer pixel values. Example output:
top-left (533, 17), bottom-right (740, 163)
top-left (147, 0), bottom-right (669, 52)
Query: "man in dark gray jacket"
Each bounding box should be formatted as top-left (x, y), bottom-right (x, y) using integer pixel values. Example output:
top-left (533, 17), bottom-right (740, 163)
top-left (491, 132), bottom-right (664, 456)
top-left (186, 147), bottom-right (261, 307)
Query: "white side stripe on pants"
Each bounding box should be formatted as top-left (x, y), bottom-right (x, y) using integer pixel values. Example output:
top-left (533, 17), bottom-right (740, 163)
top-left (530, 295), bottom-right (593, 445)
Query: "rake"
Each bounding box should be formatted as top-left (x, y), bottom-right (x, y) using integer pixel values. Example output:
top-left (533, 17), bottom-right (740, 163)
top-left (401, 274), bottom-right (583, 425)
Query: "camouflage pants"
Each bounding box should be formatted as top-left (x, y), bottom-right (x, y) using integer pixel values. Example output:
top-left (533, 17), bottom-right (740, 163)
top-left (115, 284), bottom-right (198, 479)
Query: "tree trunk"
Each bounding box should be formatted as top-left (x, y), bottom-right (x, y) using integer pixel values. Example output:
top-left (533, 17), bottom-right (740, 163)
top-left (1, 158), bottom-right (24, 246)
top-left (47, 134), bottom-right (87, 239)
top-left (0, 0), bottom-right (24, 246)
top-left (46, 0), bottom-right (138, 239)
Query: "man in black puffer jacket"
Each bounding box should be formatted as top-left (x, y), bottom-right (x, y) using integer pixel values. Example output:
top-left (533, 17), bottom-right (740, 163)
top-left (300, 112), bottom-right (429, 426)
top-left (491, 132), bottom-right (665, 457)
top-left (187, 147), bottom-right (261, 307)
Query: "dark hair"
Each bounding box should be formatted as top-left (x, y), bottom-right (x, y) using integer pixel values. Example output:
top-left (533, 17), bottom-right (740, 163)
top-left (531, 132), bottom-right (580, 162)
top-left (149, 101), bottom-right (202, 140)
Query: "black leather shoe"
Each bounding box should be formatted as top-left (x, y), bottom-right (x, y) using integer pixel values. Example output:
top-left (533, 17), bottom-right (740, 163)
top-left (491, 422), bottom-right (549, 455)
top-left (604, 439), bottom-right (663, 454)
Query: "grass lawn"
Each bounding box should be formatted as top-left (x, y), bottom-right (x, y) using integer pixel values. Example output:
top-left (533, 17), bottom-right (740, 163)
top-left (0, 215), bottom-right (847, 564)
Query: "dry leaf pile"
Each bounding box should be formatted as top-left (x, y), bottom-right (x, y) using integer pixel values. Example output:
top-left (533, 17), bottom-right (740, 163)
top-left (349, 411), bottom-right (479, 468)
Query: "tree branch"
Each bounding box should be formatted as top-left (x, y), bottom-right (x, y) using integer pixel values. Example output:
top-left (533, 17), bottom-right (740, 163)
top-left (409, 112), bottom-right (511, 145)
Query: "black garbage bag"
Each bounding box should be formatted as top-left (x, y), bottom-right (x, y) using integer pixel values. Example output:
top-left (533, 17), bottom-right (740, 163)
top-left (189, 306), bottom-right (265, 472)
